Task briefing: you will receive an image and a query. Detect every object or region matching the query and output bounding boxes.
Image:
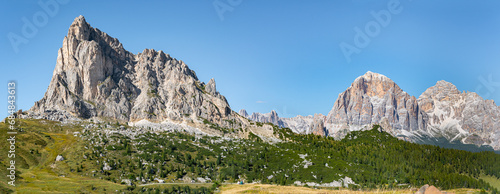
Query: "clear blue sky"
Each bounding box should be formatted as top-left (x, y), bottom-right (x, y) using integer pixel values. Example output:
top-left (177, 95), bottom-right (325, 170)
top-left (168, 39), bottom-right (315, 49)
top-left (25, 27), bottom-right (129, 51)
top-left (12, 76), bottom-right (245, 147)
top-left (1, 0), bottom-right (500, 119)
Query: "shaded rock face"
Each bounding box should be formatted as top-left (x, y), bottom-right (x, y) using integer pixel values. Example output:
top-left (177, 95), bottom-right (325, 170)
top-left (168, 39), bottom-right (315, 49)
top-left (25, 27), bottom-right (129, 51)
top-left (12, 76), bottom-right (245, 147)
top-left (418, 80), bottom-right (500, 150)
top-left (30, 16), bottom-right (243, 129)
top-left (325, 71), bottom-right (427, 135)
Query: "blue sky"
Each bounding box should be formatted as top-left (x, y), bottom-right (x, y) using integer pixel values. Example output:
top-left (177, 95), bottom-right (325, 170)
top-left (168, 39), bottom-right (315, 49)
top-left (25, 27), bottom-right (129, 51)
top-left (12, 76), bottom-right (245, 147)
top-left (1, 0), bottom-right (500, 119)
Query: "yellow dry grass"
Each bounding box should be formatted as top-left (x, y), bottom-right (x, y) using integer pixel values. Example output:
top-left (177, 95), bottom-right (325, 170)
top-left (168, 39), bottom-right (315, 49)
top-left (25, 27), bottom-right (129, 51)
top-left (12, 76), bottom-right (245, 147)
top-left (219, 184), bottom-right (482, 194)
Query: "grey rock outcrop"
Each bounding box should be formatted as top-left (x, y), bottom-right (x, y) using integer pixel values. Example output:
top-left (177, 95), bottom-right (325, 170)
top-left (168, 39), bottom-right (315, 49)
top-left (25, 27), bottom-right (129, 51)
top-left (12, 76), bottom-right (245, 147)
top-left (55, 155), bottom-right (64, 161)
top-left (29, 15), bottom-right (246, 130)
top-left (103, 162), bottom-right (112, 171)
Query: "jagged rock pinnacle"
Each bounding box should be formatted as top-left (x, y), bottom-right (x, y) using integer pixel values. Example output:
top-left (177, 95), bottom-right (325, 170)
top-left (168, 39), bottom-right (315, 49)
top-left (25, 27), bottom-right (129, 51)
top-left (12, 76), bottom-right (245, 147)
top-left (29, 15), bottom-right (245, 131)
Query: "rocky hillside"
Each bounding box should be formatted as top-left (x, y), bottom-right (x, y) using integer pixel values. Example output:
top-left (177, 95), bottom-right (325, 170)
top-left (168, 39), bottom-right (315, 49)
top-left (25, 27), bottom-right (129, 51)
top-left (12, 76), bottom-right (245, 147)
top-left (29, 16), bottom-right (256, 134)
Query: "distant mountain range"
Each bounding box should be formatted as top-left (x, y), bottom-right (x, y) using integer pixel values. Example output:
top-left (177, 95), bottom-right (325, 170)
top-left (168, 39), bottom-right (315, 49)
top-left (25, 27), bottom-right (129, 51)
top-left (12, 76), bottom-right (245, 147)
top-left (28, 16), bottom-right (499, 153)
top-left (243, 71), bottom-right (500, 152)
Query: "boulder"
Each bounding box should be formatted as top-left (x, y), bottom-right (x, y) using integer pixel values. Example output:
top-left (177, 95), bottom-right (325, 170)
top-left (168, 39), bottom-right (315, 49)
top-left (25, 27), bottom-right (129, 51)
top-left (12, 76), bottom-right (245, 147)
top-left (55, 155), bottom-right (64, 161)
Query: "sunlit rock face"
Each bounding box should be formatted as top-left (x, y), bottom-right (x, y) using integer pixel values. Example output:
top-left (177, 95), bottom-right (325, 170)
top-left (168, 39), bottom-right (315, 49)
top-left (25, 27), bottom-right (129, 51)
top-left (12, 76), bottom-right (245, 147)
top-left (418, 80), bottom-right (500, 150)
top-left (30, 15), bottom-right (246, 130)
top-left (324, 71), bottom-right (500, 150)
top-left (325, 71), bottom-right (427, 136)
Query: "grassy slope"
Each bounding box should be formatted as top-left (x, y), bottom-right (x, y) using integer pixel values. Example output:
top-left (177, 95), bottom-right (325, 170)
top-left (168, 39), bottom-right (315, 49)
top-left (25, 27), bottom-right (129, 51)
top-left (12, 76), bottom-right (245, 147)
top-left (0, 119), bottom-right (126, 193)
top-left (480, 174), bottom-right (500, 191)
top-left (1, 119), bottom-right (214, 193)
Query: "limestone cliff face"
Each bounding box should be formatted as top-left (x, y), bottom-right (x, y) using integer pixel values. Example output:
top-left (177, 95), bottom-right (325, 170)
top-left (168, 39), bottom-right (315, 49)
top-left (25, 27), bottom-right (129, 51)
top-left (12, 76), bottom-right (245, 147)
top-left (325, 71), bottom-right (427, 136)
top-left (30, 16), bottom-right (244, 129)
top-left (309, 114), bottom-right (327, 136)
top-left (323, 72), bottom-right (500, 150)
top-left (418, 80), bottom-right (500, 150)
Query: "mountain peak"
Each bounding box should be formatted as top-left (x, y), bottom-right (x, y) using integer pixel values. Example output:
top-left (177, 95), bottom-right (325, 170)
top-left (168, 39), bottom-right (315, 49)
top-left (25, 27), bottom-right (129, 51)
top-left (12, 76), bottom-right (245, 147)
top-left (435, 80), bottom-right (456, 88)
top-left (354, 71), bottom-right (392, 83)
top-left (326, 70), bottom-right (422, 133)
top-left (75, 15), bottom-right (86, 22)
top-left (419, 80), bottom-right (460, 99)
top-left (238, 109), bottom-right (249, 117)
top-left (68, 15), bottom-right (91, 40)
top-left (348, 71), bottom-right (401, 98)
top-left (206, 78), bottom-right (217, 96)
top-left (30, 15), bottom-right (245, 132)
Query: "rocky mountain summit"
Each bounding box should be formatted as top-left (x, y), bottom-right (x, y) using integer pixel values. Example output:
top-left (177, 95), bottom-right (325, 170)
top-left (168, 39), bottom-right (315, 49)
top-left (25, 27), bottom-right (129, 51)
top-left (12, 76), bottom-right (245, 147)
top-left (245, 72), bottom-right (499, 151)
top-left (323, 71), bottom-right (499, 150)
top-left (29, 16), bottom-right (257, 135)
top-left (325, 71), bottom-right (427, 136)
